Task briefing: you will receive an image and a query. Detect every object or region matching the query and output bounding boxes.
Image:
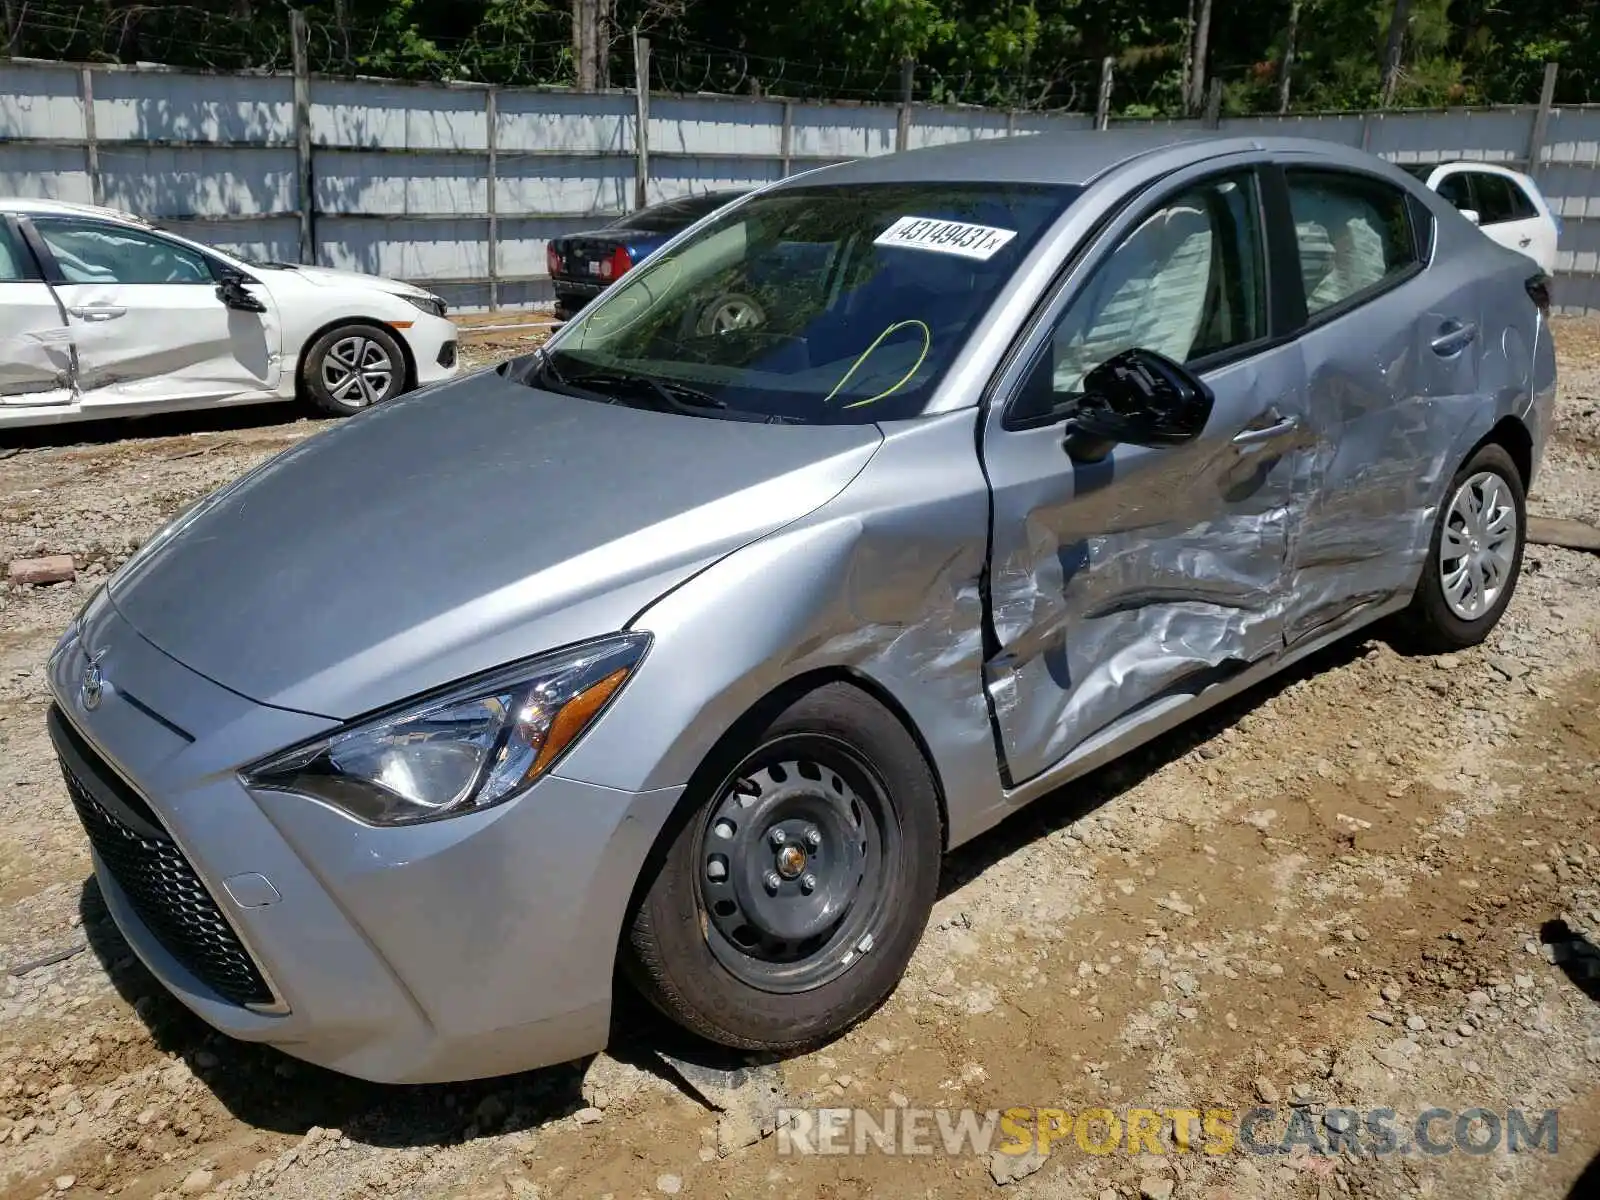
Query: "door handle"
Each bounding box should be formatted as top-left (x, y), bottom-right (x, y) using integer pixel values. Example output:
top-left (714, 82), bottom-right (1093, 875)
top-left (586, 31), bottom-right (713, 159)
top-left (1231, 416), bottom-right (1300, 446)
top-left (1430, 319), bottom-right (1478, 356)
top-left (68, 304), bottom-right (127, 321)
top-left (1518, 236), bottom-right (1533, 247)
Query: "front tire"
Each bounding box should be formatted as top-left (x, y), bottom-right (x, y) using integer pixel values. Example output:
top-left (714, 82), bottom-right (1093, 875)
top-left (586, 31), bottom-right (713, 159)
top-left (1395, 442), bottom-right (1526, 653)
top-left (302, 324), bottom-right (408, 417)
top-left (621, 684), bottom-right (942, 1052)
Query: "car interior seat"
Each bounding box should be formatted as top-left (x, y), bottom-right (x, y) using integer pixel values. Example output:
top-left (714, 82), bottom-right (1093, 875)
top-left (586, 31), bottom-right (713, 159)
top-left (1051, 202), bottom-right (1215, 394)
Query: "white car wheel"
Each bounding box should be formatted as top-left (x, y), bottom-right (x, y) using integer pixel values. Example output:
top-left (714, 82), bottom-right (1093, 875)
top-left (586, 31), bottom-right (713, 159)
top-left (304, 324), bottom-right (408, 416)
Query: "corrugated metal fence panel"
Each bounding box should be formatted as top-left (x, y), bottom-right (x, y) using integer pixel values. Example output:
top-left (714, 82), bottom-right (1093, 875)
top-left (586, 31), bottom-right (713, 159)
top-left (94, 69), bottom-right (295, 143)
top-left (0, 62), bottom-right (86, 139)
top-left (158, 216), bottom-right (302, 265)
top-left (496, 153), bottom-right (632, 217)
top-left (1015, 112), bottom-right (1095, 136)
top-left (1364, 109), bottom-right (1532, 163)
top-left (0, 145), bottom-right (93, 204)
top-left (6, 63), bottom-right (1600, 311)
top-left (312, 79), bottom-right (488, 151)
top-left (316, 150), bottom-right (490, 215)
top-left (789, 103), bottom-right (897, 159)
top-left (1216, 113), bottom-right (1364, 143)
top-left (101, 145), bottom-right (297, 216)
top-left (318, 215), bottom-right (491, 280)
top-left (910, 108), bottom-right (1014, 149)
top-left (646, 158), bottom-right (787, 204)
top-left (649, 96), bottom-right (785, 157)
top-left (495, 90), bottom-right (634, 154)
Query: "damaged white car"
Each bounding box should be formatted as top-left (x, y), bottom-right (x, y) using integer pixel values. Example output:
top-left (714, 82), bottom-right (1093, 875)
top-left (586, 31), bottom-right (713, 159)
top-left (0, 199), bottom-right (459, 429)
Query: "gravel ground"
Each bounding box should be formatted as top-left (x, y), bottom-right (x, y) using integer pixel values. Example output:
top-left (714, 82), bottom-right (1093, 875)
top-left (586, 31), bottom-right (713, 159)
top-left (1, 319), bottom-right (1598, 1200)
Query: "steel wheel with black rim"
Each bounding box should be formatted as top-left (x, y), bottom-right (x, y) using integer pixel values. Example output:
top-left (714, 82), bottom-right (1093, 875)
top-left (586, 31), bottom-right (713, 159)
top-left (1396, 441), bottom-right (1527, 653)
top-left (302, 323), bottom-right (408, 417)
top-left (622, 683), bottom-right (942, 1051)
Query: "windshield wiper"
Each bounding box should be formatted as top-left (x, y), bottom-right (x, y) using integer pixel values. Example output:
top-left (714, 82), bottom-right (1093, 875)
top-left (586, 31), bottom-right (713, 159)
top-left (534, 347), bottom-right (572, 391)
top-left (570, 369), bottom-right (729, 416)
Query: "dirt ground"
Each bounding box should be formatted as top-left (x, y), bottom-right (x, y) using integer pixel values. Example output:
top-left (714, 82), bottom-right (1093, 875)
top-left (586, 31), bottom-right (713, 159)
top-left (1, 317), bottom-right (1599, 1200)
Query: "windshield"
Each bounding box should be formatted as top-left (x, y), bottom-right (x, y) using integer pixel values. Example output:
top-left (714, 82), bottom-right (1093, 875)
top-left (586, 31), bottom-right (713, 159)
top-left (532, 181), bottom-right (1081, 424)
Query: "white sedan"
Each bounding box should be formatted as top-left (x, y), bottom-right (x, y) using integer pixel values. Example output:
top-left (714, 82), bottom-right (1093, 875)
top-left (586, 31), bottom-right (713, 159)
top-left (0, 199), bottom-right (459, 429)
top-left (1403, 162), bottom-right (1561, 274)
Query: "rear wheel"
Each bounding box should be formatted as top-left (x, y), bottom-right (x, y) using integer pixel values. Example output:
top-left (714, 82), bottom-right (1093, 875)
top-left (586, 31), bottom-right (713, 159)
top-left (1395, 442), bottom-right (1526, 653)
top-left (621, 684), bottom-right (941, 1051)
top-left (302, 324), bottom-right (408, 416)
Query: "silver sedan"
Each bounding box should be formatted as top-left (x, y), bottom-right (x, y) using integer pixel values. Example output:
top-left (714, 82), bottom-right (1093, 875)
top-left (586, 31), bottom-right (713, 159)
top-left (47, 129), bottom-right (1555, 1083)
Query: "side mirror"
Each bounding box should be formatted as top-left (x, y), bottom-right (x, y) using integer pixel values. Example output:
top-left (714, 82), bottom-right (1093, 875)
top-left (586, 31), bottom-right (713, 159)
top-left (1063, 347), bottom-right (1214, 460)
top-left (1460, 208), bottom-right (1481, 226)
top-left (215, 272), bottom-right (268, 313)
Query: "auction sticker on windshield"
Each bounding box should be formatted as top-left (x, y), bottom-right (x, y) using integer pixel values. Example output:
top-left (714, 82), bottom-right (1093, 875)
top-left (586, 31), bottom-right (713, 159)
top-left (874, 216), bottom-right (1017, 260)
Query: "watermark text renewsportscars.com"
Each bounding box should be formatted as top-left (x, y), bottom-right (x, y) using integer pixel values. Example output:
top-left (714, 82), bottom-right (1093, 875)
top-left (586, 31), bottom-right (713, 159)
top-left (776, 1105), bottom-right (1560, 1158)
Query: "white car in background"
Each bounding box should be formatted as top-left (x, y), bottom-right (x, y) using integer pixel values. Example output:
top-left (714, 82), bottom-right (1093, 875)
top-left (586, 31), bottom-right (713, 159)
top-left (0, 199), bottom-right (459, 429)
top-left (1403, 162), bottom-right (1560, 274)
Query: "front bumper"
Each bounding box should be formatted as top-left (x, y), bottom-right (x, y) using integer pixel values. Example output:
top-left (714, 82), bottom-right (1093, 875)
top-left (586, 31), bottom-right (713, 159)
top-left (47, 594), bottom-right (681, 1083)
top-left (400, 312), bottom-right (461, 387)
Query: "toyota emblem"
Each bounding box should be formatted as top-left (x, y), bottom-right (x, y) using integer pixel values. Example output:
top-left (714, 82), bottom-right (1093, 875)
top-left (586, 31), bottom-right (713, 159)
top-left (80, 651), bottom-right (106, 711)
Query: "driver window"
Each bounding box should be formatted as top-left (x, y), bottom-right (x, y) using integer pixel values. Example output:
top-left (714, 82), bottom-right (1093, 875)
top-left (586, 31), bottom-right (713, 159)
top-left (1010, 171), bottom-right (1266, 426)
top-left (33, 219), bottom-right (213, 285)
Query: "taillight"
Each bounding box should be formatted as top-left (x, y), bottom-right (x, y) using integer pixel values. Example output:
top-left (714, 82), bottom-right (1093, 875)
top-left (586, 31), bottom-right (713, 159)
top-left (546, 245), bottom-right (562, 276)
top-left (1526, 272), bottom-right (1552, 316)
top-left (600, 245), bottom-right (633, 281)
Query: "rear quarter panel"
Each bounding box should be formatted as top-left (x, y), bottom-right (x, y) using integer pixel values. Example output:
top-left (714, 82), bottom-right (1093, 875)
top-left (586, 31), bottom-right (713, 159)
top-left (1409, 187), bottom-right (1550, 518)
top-left (1465, 227), bottom-right (1553, 487)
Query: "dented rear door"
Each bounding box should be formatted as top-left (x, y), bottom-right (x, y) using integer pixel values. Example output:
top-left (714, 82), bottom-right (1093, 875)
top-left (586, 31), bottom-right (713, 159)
top-left (0, 216), bottom-right (73, 408)
top-left (27, 215), bottom-right (278, 411)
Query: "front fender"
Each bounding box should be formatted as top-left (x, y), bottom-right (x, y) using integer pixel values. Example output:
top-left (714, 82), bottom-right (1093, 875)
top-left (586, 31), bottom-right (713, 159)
top-left (551, 409), bottom-right (1010, 850)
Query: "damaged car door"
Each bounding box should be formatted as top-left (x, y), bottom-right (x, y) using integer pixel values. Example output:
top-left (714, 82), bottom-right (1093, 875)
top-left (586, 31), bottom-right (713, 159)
top-left (1277, 166), bottom-right (1468, 645)
top-left (980, 162), bottom-right (1312, 785)
top-left (25, 215), bottom-right (278, 409)
top-left (0, 216), bottom-right (73, 408)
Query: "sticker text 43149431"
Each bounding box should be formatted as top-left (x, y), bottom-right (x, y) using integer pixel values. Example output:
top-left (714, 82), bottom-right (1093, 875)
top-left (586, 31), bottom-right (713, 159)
top-left (873, 216), bottom-right (1018, 261)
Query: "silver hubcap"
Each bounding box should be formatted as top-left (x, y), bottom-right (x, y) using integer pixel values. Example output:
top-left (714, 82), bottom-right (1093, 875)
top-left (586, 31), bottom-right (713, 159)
top-left (702, 296), bottom-right (763, 334)
top-left (321, 336), bottom-right (395, 407)
top-left (1440, 470), bottom-right (1517, 620)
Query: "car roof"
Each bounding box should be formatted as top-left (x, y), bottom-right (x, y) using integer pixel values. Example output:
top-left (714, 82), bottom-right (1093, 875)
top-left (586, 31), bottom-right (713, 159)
top-left (0, 197), bottom-right (154, 226)
top-left (1426, 161), bottom-right (1532, 181)
top-left (772, 129), bottom-right (1405, 191)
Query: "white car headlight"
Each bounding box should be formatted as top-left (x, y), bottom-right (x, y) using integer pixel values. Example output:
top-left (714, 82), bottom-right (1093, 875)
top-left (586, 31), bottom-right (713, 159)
top-left (403, 293), bottom-right (448, 318)
top-left (243, 633), bottom-right (648, 826)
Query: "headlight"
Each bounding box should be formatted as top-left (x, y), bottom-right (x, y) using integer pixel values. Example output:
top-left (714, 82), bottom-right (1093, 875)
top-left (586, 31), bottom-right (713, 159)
top-left (403, 293), bottom-right (448, 318)
top-left (242, 633), bottom-right (648, 826)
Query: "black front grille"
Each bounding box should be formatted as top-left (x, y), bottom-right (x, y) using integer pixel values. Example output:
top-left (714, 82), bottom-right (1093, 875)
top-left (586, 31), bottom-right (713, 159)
top-left (49, 707), bottom-right (273, 1008)
top-left (436, 341), bottom-right (457, 369)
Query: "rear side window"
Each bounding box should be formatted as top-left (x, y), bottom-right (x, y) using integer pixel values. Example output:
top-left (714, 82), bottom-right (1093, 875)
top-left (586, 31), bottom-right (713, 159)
top-left (1286, 170), bottom-right (1417, 317)
top-left (1505, 177), bottom-right (1540, 220)
top-left (32, 219), bottom-right (214, 285)
top-left (1469, 174), bottom-right (1521, 225)
top-left (1435, 173), bottom-right (1474, 212)
top-left (0, 222), bottom-right (32, 282)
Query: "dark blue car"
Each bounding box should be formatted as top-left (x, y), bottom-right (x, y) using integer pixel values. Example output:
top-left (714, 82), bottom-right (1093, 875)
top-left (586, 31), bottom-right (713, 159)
top-left (546, 190), bottom-right (748, 321)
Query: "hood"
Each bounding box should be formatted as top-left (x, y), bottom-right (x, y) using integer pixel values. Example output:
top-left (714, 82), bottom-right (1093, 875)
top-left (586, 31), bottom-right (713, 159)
top-left (108, 372), bottom-right (881, 720)
top-left (254, 263), bottom-right (431, 297)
